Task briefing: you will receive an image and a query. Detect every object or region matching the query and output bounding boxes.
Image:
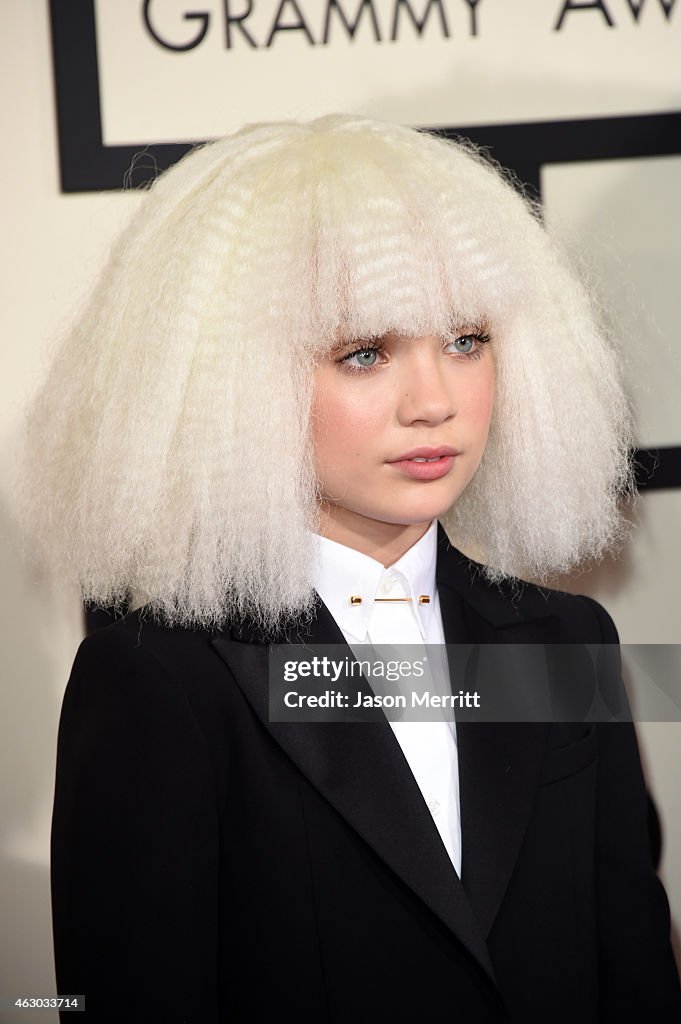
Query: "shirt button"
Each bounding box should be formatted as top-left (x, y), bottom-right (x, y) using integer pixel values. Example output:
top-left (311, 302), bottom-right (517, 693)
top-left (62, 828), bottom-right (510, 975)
top-left (379, 578), bottom-right (394, 595)
top-left (427, 797), bottom-right (441, 817)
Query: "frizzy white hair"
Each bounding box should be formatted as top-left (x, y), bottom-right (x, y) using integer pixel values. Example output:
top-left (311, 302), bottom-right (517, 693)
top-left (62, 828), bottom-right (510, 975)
top-left (21, 114), bottom-right (633, 629)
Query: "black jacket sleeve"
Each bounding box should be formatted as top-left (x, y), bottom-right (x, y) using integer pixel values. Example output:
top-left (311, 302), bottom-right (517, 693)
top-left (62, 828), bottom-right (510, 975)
top-left (51, 626), bottom-right (220, 1023)
top-left (587, 599), bottom-right (681, 1020)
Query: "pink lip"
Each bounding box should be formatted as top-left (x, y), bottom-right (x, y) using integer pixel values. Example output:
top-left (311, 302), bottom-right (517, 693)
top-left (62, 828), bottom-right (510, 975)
top-left (387, 448), bottom-right (460, 481)
top-left (389, 446), bottom-right (461, 462)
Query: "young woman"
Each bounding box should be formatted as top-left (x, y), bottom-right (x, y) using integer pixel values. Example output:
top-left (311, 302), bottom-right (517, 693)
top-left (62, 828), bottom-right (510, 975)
top-left (23, 115), bottom-right (680, 1022)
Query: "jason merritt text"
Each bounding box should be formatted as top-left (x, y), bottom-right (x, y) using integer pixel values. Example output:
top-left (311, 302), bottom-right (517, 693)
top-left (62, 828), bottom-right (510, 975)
top-left (283, 690), bottom-right (481, 708)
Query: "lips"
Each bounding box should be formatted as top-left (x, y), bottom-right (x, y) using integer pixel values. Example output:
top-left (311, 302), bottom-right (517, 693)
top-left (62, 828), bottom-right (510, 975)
top-left (387, 448), bottom-right (460, 481)
top-left (388, 446), bottom-right (461, 463)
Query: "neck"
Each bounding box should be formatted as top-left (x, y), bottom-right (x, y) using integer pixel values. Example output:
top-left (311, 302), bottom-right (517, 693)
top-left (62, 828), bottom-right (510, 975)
top-left (317, 505), bottom-right (433, 567)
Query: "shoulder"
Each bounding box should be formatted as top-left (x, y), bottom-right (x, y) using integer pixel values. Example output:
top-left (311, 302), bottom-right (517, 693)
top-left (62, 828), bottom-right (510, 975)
top-left (59, 611), bottom-right (247, 779)
top-left (437, 536), bottom-right (619, 644)
top-left (76, 606), bottom-right (215, 663)
top-left (68, 608), bottom-right (225, 711)
top-left (494, 575), bottom-right (618, 643)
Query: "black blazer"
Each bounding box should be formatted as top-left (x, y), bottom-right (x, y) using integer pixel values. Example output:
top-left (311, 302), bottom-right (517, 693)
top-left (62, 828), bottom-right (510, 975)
top-left (51, 529), bottom-right (681, 1022)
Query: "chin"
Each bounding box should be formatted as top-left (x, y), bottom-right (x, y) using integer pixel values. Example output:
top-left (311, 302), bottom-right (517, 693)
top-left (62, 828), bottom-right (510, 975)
top-left (374, 502), bottom-right (456, 527)
top-left (398, 492), bottom-right (466, 522)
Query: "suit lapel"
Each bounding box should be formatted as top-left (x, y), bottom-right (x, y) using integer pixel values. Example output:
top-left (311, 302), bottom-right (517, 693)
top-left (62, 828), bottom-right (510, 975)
top-left (212, 596), bottom-right (496, 982)
top-left (436, 527), bottom-right (555, 938)
top-left (212, 528), bottom-right (561, 972)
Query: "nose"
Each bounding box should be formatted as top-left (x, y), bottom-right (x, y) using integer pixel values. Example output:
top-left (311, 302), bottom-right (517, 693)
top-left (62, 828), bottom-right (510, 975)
top-left (396, 340), bottom-right (456, 427)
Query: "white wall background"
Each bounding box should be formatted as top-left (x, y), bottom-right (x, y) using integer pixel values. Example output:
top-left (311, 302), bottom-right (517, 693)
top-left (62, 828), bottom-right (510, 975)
top-left (1, 3), bottom-right (679, 1019)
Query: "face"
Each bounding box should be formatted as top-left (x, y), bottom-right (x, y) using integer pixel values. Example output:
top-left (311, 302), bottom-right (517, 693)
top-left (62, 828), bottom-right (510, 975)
top-left (311, 328), bottom-right (495, 554)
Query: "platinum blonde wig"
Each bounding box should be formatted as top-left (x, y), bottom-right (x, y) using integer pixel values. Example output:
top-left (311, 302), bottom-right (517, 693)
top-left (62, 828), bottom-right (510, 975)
top-left (22, 114), bottom-right (633, 629)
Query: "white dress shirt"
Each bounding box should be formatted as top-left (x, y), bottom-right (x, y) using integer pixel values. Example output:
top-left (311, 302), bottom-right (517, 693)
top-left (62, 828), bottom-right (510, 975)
top-left (311, 520), bottom-right (462, 876)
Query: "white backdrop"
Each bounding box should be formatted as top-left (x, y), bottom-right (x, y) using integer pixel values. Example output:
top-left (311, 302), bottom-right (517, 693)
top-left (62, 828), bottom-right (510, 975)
top-left (97, 0), bottom-right (679, 140)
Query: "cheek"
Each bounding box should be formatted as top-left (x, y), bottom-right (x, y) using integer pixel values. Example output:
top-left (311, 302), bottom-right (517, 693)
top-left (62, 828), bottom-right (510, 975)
top-left (480, 377), bottom-right (496, 425)
top-left (461, 366), bottom-right (495, 440)
top-left (312, 383), bottom-right (380, 460)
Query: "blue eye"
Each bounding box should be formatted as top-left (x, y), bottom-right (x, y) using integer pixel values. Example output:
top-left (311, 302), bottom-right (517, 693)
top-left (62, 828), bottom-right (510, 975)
top-left (445, 332), bottom-right (492, 358)
top-left (343, 347), bottom-right (380, 368)
top-left (451, 335), bottom-right (476, 354)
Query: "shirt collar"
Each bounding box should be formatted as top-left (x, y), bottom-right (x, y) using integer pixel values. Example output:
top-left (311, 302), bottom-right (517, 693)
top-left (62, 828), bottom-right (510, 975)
top-left (311, 520), bottom-right (438, 642)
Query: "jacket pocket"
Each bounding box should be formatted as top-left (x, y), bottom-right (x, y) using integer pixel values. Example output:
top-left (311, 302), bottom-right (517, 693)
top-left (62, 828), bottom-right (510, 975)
top-left (539, 725), bottom-right (598, 786)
